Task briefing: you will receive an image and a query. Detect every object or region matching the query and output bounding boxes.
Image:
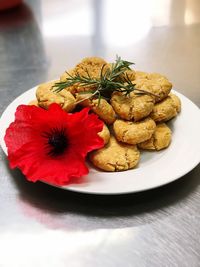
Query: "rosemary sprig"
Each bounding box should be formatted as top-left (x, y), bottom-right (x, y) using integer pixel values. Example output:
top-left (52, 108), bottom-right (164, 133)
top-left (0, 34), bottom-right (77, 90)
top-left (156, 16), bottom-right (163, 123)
top-left (108, 55), bottom-right (134, 80)
top-left (53, 55), bottom-right (156, 103)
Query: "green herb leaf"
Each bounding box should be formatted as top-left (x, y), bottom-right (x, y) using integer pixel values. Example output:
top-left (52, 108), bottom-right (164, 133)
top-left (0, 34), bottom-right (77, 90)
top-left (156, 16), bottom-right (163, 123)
top-left (52, 55), bottom-right (156, 103)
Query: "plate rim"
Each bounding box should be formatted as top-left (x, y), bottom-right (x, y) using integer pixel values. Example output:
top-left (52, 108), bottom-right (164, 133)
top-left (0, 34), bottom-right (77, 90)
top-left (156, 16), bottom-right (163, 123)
top-left (0, 86), bottom-right (200, 195)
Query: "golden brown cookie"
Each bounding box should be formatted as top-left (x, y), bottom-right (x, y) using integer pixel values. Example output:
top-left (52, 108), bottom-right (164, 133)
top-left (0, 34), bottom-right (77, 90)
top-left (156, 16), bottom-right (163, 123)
top-left (111, 92), bottom-right (155, 121)
top-left (150, 93), bottom-right (181, 122)
top-left (113, 118), bottom-right (156, 145)
top-left (134, 71), bottom-right (148, 80)
top-left (98, 124), bottom-right (110, 145)
top-left (59, 69), bottom-right (80, 95)
top-left (133, 71), bottom-right (172, 102)
top-left (74, 57), bottom-right (108, 78)
top-left (60, 57), bottom-right (110, 95)
top-left (169, 93), bottom-right (181, 113)
top-left (76, 94), bottom-right (116, 125)
top-left (138, 123), bottom-right (172, 150)
top-left (89, 136), bottom-right (140, 171)
top-left (60, 69), bottom-right (75, 82)
top-left (36, 81), bottom-right (76, 112)
top-left (120, 69), bottom-right (136, 81)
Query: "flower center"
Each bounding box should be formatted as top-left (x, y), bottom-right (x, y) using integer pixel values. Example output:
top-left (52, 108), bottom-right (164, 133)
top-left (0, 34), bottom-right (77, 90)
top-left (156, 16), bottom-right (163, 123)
top-left (44, 128), bottom-right (68, 156)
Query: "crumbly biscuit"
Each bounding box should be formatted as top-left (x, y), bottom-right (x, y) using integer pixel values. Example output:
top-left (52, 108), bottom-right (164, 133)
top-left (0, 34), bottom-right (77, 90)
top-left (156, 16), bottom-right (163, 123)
top-left (76, 94), bottom-right (116, 125)
top-left (28, 100), bottom-right (39, 107)
top-left (138, 123), bottom-right (172, 150)
top-left (60, 69), bottom-right (74, 82)
top-left (150, 93), bottom-right (180, 122)
top-left (113, 118), bottom-right (156, 145)
top-left (89, 136), bottom-right (140, 171)
top-left (59, 69), bottom-right (81, 95)
top-left (133, 71), bottom-right (172, 102)
top-left (36, 81), bottom-right (76, 112)
top-left (111, 92), bottom-right (155, 121)
top-left (74, 57), bottom-right (108, 78)
top-left (60, 57), bottom-right (110, 95)
top-left (60, 57), bottom-right (108, 81)
top-left (148, 73), bottom-right (168, 80)
top-left (120, 69), bottom-right (136, 81)
top-left (134, 71), bottom-right (148, 79)
top-left (98, 124), bottom-right (110, 145)
top-left (169, 93), bottom-right (181, 113)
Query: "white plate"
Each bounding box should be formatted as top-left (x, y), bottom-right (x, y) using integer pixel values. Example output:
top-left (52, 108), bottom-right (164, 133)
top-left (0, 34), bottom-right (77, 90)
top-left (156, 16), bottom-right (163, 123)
top-left (0, 87), bottom-right (200, 195)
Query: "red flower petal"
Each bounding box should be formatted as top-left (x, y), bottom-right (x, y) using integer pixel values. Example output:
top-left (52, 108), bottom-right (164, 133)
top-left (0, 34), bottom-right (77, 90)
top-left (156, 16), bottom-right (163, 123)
top-left (64, 108), bottom-right (105, 157)
top-left (9, 144), bottom-right (89, 185)
top-left (4, 104), bottom-right (104, 185)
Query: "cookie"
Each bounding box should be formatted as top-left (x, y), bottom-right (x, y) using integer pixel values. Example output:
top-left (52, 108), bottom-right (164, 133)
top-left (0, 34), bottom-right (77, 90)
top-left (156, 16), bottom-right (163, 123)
top-left (120, 69), bottom-right (136, 81)
top-left (111, 92), bottom-right (155, 121)
top-left (60, 69), bottom-right (74, 83)
top-left (113, 118), bottom-right (156, 145)
top-left (133, 71), bottom-right (172, 102)
top-left (98, 124), bottom-right (110, 145)
top-left (76, 94), bottom-right (116, 125)
top-left (138, 123), bottom-right (172, 150)
top-left (60, 57), bottom-right (110, 95)
top-left (59, 69), bottom-right (77, 94)
top-left (169, 93), bottom-right (181, 113)
top-left (75, 57), bottom-right (109, 77)
top-left (150, 93), bottom-right (181, 122)
top-left (134, 71), bottom-right (148, 80)
top-left (36, 81), bottom-right (76, 112)
top-left (89, 136), bottom-right (140, 171)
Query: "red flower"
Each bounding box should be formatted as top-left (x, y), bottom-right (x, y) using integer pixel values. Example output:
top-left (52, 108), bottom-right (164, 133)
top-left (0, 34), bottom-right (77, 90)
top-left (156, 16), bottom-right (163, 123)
top-left (4, 104), bottom-right (104, 185)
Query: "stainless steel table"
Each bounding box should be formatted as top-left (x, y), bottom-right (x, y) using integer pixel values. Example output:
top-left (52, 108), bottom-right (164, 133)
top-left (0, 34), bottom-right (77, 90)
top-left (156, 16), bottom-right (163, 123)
top-left (0, 1), bottom-right (200, 266)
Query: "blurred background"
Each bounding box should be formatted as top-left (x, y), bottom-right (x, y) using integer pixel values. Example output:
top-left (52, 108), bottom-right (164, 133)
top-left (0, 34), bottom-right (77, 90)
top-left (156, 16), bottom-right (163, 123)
top-left (0, 2), bottom-right (200, 266)
top-left (0, 0), bottom-right (200, 113)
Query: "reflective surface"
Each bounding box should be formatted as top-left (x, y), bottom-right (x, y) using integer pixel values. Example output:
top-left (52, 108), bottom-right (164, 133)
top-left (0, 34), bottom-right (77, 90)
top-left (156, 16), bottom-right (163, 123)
top-left (0, 0), bottom-right (200, 266)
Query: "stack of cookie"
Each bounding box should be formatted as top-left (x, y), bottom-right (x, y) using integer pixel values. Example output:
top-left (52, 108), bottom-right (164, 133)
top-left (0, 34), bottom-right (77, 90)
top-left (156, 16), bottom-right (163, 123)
top-left (32, 57), bottom-right (181, 172)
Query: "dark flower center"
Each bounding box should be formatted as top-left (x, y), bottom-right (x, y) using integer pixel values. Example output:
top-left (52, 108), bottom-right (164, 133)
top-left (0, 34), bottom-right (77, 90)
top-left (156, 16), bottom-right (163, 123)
top-left (43, 128), bottom-right (68, 156)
